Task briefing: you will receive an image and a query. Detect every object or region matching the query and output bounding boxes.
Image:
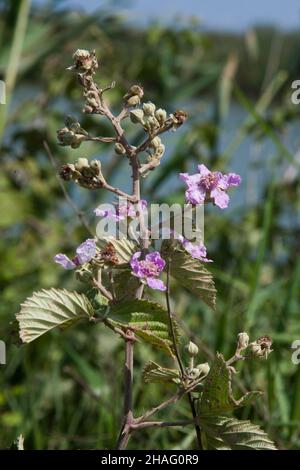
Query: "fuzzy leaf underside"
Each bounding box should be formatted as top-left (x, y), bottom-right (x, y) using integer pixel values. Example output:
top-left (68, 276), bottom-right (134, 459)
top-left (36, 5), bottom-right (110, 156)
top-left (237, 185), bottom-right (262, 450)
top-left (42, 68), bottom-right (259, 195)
top-left (201, 416), bottom-right (277, 450)
top-left (17, 288), bottom-right (94, 343)
top-left (143, 361), bottom-right (180, 384)
top-left (199, 353), bottom-right (262, 416)
top-left (161, 240), bottom-right (216, 310)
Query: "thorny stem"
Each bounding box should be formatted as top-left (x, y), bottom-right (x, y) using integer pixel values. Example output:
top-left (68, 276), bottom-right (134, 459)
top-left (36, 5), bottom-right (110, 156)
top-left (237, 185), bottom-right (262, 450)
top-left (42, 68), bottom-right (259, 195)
top-left (116, 330), bottom-right (135, 450)
top-left (90, 81), bottom-right (144, 449)
top-left (76, 72), bottom-right (190, 449)
top-left (130, 419), bottom-right (196, 430)
top-left (166, 260), bottom-right (203, 450)
top-left (135, 377), bottom-right (203, 424)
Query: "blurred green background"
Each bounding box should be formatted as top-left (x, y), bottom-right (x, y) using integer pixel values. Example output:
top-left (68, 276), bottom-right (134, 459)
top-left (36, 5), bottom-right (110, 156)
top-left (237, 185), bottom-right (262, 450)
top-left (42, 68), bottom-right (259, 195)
top-left (1, 0), bottom-right (300, 450)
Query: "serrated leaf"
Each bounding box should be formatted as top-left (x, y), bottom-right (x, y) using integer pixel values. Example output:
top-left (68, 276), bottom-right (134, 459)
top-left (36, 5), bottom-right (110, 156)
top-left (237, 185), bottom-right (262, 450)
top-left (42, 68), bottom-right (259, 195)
top-left (113, 269), bottom-right (141, 302)
top-left (143, 361), bottom-right (180, 384)
top-left (108, 299), bottom-right (180, 357)
top-left (97, 236), bottom-right (138, 264)
top-left (16, 288), bottom-right (94, 343)
top-left (199, 353), bottom-right (262, 416)
top-left (201, 416), bottom-right (277, 450)
top-left (161, 240), bottom-right (216, 310)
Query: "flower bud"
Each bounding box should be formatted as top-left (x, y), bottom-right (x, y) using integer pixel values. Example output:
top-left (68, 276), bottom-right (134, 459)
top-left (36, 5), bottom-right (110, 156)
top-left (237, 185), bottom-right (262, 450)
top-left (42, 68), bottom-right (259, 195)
top-left (83, 104), bottom-right (93, 114)
top-left (150, 136), bottom-right (161, 148)
top-left (130, 109), bottom-right (145, 124)
top-left (71, 134), bottom-right (87, 149)
top-left (186, 341), bottom-right (199, 357)
top-left (155, 108), bottom-right (167, 125)
top-left (196, 362), bottom-right (210, 376)
top-left (90, 160), bottom-right (101, 176)
top-left (60, 164), bottom-right (74, 181)
top-left (237, 332), bottom-right (249, 351)
top-left (57, 127), bottom-right (74, 145)
top-left (144, 116), bottom-right (160, 132)
top-left (129, 85), bottom-right (144, 98)
top-left (115, 143), bottom-right (126, 155)
top-left (249, 336), bottom-right (273, 359)
top-left (188, 368), bottom-right (201, 380)
top-left (75, 158), bottom-right (89, 171)
top-left (72, 49), bottom-right (98, 74)
top-left (154, 144), bottom-right (165, 159)
top-left (143, 102), bottom-right (156, 116)
top-left (171, 109), bottom-right (188, 128)
top-left (126, 95), bottom-right (140, 107)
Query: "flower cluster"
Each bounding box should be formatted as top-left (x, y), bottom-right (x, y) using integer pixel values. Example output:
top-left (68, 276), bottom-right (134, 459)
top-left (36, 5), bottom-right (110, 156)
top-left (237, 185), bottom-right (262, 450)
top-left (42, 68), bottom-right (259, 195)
top-left (180, 164), bottom-right (241, 209)
top-left (57, 116), bottom-right (88, 149)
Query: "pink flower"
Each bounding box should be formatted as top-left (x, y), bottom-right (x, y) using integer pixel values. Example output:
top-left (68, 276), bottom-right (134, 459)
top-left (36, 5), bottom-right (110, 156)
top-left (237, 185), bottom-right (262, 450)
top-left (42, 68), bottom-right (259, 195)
top-left (180, 164), bottom-right (241, 209)
top-left (176, 234), bottom-right (212, 263)
top-left (54, 238), bottom-right (96, 270)
top-left (94, 200), bottom-right (147, 221)
top-left (130, 251), bottom-right (166, 291)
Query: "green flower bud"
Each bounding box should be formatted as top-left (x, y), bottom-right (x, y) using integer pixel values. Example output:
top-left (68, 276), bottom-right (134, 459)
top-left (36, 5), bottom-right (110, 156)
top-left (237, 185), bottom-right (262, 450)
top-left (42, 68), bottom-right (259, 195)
top-left (144, 116), bottom-right (160, 132)
top-left (130, 109), bottom-right (145, 124)
top-left (57, 127), bottom-right (74, 145)
top-left (81, 167), bottom-right (95, 178)
top-left (143, 102), bottom-right (156, 116)
top-left (115, 143), bottom-right (126, 155)
top-left (72, 134), bottom-right (88, 149)
top-left (126, 95), bottom-right (140, 107)
top-left (186, 341), bottom-right (199, 357)
top-left (75, 158), bottom-right (89, 171)
top-left (90, 160), bottom-right (101, 176)
top-left (196, 362), bottom-right (210, 376)
top-left (237, 332), bottom-right (249, 351)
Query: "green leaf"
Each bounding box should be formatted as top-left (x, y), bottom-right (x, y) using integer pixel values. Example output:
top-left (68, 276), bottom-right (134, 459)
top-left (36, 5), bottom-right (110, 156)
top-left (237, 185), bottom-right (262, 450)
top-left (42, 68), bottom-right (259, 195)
top-left (201, 416), bottom-right (277, 450)
top-left (199, 353), bottom-right (262, 416)
top-left (161, 240), bottom-right (216, 310)
top-left (16, 288), bottom-right (94, 343)
top-left (97, 236), bottom-right (138, 264)
top-left (113, 269), bottom-right (141, 302)
top-left (108, 299), bottom-right (180, 357)
top-left (143, 361), bottom-right (180, 384)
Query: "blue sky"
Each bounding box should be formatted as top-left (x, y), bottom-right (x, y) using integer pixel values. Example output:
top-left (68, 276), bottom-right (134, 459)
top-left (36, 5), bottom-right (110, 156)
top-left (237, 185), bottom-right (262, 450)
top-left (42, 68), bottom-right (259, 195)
top-left (50, 0), bottom-right (300, 31)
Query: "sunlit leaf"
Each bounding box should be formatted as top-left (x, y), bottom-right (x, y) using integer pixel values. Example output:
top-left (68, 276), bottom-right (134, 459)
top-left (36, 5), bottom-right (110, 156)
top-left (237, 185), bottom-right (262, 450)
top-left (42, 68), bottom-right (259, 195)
top-left (201, 416), bottom-right (277, 450)
top-left (161, 240), bottom-right (216, 309)
top-left (17, 288), bottom-right (94, 343)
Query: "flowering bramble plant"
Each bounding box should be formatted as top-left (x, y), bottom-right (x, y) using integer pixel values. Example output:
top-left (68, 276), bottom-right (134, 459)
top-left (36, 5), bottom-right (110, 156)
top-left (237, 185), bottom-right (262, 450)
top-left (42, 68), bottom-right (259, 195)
top-left (16, 49), bottom-right (276, 450)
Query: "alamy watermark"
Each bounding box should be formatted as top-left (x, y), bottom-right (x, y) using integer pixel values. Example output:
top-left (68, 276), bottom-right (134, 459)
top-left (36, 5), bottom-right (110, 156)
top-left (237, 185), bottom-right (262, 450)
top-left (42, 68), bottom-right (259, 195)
top-left (291, 80), bottom-right (300, 104)
top-left (291, 340), bottom-right (300, 365)
top-left (0, 80), bottom-right (5, 104)
top-left (0, 340), bottom-right (6, 365)
top-left (95, 199), bottom-right (205, 244)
